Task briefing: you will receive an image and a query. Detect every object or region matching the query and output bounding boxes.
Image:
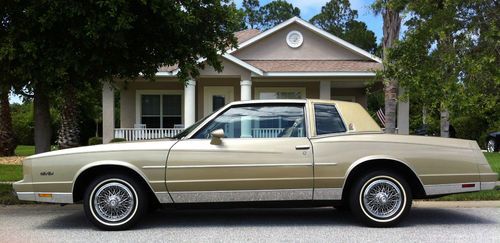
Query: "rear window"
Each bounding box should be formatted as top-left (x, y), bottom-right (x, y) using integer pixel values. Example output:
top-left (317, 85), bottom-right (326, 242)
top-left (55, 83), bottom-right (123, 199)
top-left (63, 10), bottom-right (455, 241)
top-left (314, 104), bottom-right (346, 135)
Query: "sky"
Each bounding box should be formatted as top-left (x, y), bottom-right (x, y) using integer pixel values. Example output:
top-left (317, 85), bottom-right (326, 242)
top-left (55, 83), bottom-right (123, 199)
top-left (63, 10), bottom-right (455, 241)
top-left (234, 0), bottom-right (384, 42)
top-left (8, 0), bottom-right (383, 104)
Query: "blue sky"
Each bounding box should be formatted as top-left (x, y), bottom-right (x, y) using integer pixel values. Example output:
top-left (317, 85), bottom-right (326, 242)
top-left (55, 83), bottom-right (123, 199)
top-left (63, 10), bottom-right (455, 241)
top-left (234, 0), bottom-right (383, 42)
top-left (9, 0), bottom-right (383, 104)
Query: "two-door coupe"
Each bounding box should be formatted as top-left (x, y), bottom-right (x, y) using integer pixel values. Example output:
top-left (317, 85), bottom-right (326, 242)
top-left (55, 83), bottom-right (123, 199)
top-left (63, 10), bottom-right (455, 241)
top-left (14, 99), bottom-right (497, 230)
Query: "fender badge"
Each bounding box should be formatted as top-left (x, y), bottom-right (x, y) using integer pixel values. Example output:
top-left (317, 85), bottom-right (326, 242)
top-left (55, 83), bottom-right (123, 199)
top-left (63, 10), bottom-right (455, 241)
top-left (40, 171), bottom-right (54, 176)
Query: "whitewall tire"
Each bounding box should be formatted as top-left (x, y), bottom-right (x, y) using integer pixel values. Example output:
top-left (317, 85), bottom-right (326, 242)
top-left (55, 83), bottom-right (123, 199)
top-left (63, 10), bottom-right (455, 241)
top-left (83, 174), bottom-right (149, 230)
top-left (349, 170), bottom-right (412, 227)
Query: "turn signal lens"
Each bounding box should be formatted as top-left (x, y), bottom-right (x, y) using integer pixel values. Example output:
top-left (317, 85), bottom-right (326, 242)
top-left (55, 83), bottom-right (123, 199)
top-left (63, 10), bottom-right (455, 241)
top-left (38, 193), bottom-right (53, 198)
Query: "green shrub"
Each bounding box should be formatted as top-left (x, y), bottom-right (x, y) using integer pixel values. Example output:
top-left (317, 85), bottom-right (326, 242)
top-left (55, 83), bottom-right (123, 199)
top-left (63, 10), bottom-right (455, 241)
top-left (88, 137), bottom-right (103, 145)
top-left (110, 138), bottom-right (126, 143)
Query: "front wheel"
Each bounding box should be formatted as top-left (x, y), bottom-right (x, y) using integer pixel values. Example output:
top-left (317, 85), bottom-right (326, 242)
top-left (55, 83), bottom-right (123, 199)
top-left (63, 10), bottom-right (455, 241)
top-left (83, 174), bottom-right (149, 230)
top-left (349, 171), bottom-right (412, 227)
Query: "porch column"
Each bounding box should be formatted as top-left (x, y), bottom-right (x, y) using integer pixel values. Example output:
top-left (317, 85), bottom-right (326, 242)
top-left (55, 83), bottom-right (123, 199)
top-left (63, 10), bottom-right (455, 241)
top-left (102, 83), bottom-right (115, 143)
top-left (240, 80), bottom-right (252, 101)
top-left (397, 87), bottom-right (410, 135)
top-left (320, 81), bottom-right (331, 100)
top-left (184, 79), bottom-right (196, 127)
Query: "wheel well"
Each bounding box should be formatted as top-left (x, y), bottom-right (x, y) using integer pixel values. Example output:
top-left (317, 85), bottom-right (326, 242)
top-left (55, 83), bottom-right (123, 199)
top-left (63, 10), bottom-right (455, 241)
top-left (72, 165), bottom-right (158, 203)
top-left (341, 159), bottom-right (426, 200)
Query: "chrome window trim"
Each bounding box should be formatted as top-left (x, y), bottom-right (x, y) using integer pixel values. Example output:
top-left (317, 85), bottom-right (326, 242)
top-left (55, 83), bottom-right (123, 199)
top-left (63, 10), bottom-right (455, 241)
top-left (184, 100), bottom-right (308, 140)
top-left (310, 102), bottom-right (348, 137)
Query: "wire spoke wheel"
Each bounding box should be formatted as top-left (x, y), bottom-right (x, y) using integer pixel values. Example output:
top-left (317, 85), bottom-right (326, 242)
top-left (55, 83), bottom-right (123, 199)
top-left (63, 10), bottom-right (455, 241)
top-left (93, 182), bottom-right (135, 223)
top-left (362, 179), bottom-right (402, 219)
top-left (487, 140), bottom-right (496, 153)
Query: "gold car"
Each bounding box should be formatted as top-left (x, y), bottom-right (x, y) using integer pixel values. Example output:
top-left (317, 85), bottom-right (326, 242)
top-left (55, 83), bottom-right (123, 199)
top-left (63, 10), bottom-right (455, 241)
top-left (13, 99), bottom-right (497, 230)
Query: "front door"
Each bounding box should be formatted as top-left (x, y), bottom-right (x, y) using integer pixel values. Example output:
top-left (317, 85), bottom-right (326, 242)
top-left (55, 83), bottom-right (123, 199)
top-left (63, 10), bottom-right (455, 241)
top-left (166, 103), bottom-right (313, 203)
top-left (203, 86), bottom-right (234, 116)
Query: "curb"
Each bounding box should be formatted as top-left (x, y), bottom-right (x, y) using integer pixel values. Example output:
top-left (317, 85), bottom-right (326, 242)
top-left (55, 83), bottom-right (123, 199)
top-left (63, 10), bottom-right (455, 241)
top-left (414, 200), bottom-right (500, 208)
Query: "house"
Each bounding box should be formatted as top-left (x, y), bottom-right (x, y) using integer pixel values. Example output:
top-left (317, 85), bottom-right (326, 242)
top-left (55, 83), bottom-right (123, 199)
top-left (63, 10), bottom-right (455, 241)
top-left (102, 17), bottom-right (409, 143)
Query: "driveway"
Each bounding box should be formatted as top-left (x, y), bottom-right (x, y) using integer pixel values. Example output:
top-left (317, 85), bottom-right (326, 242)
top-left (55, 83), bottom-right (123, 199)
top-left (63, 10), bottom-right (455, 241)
top-left (0, 203), bottom-right (499, 242)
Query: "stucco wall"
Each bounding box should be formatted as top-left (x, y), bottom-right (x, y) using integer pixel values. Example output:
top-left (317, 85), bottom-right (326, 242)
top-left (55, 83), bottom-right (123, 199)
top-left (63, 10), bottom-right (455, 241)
top-left (233, 23), bottom-right (367, 61)
top-left (196, 78), bottom-right (241, 120)
top-left (331, 88), bottom-right (368, 108)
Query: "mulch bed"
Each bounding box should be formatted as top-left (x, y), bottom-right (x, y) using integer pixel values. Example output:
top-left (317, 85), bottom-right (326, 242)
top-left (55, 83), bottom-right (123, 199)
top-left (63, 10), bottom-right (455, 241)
top-left (0, 157), bottom-right (24, 165)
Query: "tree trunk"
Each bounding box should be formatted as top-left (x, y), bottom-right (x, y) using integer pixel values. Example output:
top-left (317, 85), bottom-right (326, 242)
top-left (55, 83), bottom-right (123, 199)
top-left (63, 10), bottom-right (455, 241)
top-left (34, 82), bottom-right (52, 154)
top-left (384, 80), bottom-right (398, 133)
top-left (382, 7), bottom-right (402, 134)
top-left (57, 83), bottom-right (80, 149)
top-left (440, 108), bottom-right (450, 138)
top-left (0, 85), bottom-right (16, 156)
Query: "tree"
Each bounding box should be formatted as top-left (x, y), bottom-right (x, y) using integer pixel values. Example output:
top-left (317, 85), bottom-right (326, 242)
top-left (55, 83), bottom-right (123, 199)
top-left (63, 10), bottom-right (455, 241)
top-left (243, 0), bottom-right (261, 29)
top-left (311, 0), bottom-right (377, 53)
top-left (385, 0), bottom-right (499, 139)
top-left (310, 0), bottom-right (356, 37)
top-left (0, 86), bottom-right (16, 156)
top-left (259, 0), bottom-right (300, 30)
top-left (1, 0), bottom-right (242, 152)
top-left (0, 2), bottom-right (19, 155)
top-left (372, 0), bottom-right (408, 134)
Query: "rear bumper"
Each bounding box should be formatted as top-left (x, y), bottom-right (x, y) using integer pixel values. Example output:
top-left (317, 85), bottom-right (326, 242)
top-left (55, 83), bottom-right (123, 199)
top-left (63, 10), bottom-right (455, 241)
top-left (424, 173), bottom-right (497, 196)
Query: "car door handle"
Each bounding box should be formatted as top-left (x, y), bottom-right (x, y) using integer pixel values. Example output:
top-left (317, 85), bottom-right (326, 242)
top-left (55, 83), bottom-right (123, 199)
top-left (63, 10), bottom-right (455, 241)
top-left (295, 145), bottom-right (310, 150)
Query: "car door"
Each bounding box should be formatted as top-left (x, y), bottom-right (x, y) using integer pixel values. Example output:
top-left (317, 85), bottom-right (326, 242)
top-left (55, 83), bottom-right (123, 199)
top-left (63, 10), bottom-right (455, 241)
top-left (166, 102), bottom-right (313, 203)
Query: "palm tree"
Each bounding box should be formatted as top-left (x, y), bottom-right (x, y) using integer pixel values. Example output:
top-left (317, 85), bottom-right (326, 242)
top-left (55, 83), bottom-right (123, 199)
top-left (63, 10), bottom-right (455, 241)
top-left (57, 83), bottom-right (80, 149)
top-left (373, 0), bottom-right (406, 134)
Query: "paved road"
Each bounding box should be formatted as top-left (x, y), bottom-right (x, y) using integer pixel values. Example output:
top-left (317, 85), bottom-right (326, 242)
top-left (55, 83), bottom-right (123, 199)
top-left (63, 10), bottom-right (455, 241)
top-left (0, 204), bottom-right (499, 242)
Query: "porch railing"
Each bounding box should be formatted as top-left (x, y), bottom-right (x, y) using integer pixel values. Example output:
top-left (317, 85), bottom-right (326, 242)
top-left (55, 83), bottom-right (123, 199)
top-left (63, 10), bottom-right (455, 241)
top-left (114, 128), bottom-right (184, 141)
top-left (115, 127), bottom-right (305, 141)
top-left (252, 128), bottom-right (304, 138)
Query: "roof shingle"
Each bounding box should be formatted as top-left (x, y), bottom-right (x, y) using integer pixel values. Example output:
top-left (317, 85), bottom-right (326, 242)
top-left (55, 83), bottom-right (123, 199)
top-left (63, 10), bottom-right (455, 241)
top-left (244, 60), bottom-right (382, 72)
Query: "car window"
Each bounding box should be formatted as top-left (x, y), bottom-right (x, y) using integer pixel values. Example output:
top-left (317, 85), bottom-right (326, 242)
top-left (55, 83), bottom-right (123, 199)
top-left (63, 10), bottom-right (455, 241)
top-left (193, 104), bottom-right (305, 139)
top-left (314, 104), bottom-right (346, 135)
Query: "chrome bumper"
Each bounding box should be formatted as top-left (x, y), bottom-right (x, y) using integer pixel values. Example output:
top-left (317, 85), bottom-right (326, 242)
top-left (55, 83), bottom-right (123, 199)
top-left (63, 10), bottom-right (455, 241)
top-left (16, 192), bottom-right (73, 204)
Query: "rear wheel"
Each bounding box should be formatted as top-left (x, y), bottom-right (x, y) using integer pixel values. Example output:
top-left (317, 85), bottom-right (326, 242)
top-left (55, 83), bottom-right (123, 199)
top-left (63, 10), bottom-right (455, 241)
top-left (83, 174), bottom-right (149, 230)
top-left (349, 170), bottom-right (412, 227)
top-left (487, 139), bottom-right (497, 152)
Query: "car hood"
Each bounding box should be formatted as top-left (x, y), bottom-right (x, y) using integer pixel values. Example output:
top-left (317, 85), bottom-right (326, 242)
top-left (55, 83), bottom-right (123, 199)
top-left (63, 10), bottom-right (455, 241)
top-left (27, 139), bottom-right (179, 159)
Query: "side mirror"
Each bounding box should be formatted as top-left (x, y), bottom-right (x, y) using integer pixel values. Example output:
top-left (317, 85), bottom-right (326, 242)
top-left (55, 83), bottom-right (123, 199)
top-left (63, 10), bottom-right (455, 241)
top-left (210, 129), bottom-right (224, 145)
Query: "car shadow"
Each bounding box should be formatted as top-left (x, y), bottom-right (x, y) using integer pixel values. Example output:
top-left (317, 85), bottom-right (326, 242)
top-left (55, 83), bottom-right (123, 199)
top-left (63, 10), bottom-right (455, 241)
top-left (38, 206), bottom-right (496, 230)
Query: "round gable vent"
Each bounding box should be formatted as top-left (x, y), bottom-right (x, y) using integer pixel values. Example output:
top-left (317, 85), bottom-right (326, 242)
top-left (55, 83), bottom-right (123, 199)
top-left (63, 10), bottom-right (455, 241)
top-left (286, 30), bottom-right (303, 48)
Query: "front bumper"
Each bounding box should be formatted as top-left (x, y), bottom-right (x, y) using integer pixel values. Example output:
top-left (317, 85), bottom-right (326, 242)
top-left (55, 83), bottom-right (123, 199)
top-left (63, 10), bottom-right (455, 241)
top-left (13, 180), bottom-right (73, 204)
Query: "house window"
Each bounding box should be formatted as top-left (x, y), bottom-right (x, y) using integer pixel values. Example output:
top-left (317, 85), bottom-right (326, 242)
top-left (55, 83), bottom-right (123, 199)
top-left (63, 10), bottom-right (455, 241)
top-left (140, 94), bottom-right (182, 128)
top-left (255, 87), bottom-right (306, 100)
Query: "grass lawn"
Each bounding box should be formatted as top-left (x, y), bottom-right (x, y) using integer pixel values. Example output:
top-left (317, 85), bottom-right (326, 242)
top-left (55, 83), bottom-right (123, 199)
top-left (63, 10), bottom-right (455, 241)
top-left (484, 152), bottom-right (500, 180)
top-left (0, 165), bottom-right (23, 182)
top-left (0, 184), bottom-right (33, 205)
top-left (15, 145), bottom-right (36, 157)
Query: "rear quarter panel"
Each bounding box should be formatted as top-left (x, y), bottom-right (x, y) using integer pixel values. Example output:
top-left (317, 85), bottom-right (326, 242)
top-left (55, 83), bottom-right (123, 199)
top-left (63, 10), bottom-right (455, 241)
top-left (311, 133), bottom-right (481, 190)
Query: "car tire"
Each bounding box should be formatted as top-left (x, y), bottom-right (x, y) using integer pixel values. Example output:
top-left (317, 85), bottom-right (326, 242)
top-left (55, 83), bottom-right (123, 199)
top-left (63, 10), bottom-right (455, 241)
top-left (487, 139), bottom-right (497, 153)
top-left (349, 170), bottom-right (412, 227)
top-left (83, 173), bottom-right (149, 230)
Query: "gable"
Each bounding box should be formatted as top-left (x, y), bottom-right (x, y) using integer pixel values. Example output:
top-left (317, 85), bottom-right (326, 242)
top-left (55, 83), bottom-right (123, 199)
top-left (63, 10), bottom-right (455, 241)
top-left (232, 23), bottom-right (371, 61)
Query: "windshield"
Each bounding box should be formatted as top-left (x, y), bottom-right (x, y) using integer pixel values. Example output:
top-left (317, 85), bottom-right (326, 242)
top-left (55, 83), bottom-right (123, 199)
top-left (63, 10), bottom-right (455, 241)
top-left (172, 115), bottom-right (211, 139)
